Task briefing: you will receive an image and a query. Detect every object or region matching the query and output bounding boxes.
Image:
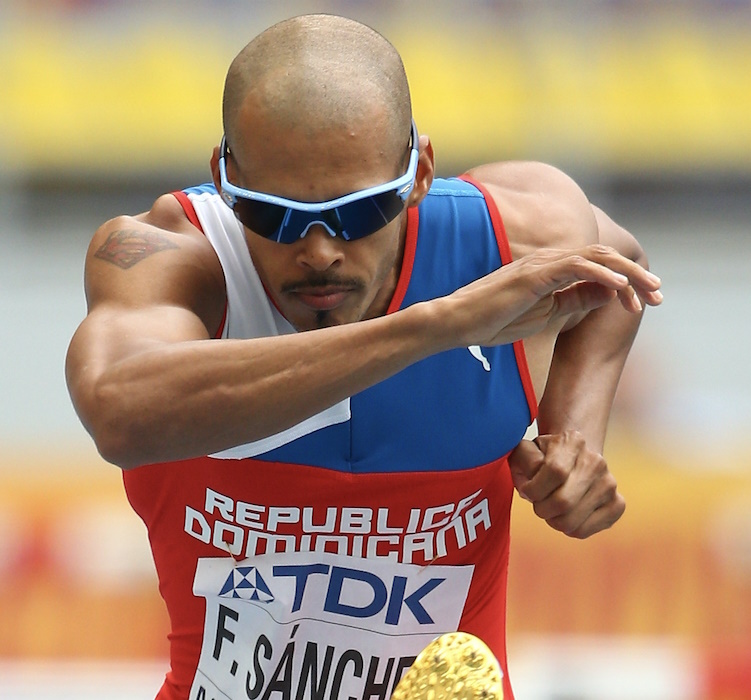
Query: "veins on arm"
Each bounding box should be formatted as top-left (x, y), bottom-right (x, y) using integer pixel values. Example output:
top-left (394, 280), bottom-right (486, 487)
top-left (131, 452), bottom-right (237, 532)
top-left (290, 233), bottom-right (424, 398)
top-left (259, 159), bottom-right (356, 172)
top-left (94, 229), bottom-right (179, 270)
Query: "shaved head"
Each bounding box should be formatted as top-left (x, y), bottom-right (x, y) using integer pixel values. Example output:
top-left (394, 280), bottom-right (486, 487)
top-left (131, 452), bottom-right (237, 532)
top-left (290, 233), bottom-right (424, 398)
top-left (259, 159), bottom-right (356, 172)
top-left (222, 14), bottom-right (412, 164)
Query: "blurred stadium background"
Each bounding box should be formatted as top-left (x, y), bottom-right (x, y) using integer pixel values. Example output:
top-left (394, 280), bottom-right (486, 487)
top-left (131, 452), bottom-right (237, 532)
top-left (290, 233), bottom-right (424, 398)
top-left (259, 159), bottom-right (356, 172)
top-left (1, 0), bottom-right (750, 698)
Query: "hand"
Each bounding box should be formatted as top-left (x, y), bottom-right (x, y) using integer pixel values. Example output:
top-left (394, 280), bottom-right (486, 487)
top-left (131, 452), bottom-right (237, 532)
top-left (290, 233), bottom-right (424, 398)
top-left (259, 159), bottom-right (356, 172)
top-left (442, 244), bottom-right (663, 349)
top-left (508, 431), bottom-right (625, 538)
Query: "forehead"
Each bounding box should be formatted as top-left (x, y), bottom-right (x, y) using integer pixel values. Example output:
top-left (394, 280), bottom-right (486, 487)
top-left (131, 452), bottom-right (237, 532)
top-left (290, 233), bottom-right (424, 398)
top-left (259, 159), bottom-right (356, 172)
top-left (229, 96), bottom-right (401, 199)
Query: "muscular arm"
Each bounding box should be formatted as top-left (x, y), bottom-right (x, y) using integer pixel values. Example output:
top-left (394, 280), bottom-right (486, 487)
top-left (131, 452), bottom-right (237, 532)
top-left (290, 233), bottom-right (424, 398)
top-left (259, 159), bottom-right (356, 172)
top-left (519, 208), bottom-right (649, 537)
top-left (468, 162), bottom-right (652, 448)
top-left (536, 206), bottom-right (647, 452)
top-left (468, 161), bottom-right (661, 537)
top-left (66, 189), bottom-right (660, 471)
top-left (67, 196), bottom-right (443, 468)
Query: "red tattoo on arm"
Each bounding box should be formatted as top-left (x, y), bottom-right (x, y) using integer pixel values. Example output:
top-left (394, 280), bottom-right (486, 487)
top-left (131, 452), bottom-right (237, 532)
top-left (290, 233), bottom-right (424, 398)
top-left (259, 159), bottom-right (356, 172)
top-left (94, 229), bottom-right (179, 269)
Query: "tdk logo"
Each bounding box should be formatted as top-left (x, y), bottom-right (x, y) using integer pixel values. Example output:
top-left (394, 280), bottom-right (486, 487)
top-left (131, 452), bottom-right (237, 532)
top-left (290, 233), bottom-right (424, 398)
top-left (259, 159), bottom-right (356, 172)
top-left (219, 566), bottom-right (274, 603)
top-left (222, 563), bottom-right (445, 626)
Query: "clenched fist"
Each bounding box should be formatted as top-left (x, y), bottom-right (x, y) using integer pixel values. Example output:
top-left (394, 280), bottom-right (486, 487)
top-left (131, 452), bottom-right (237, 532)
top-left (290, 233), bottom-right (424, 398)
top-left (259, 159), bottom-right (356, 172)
top-left (508, 431), bottom-right (625, 538)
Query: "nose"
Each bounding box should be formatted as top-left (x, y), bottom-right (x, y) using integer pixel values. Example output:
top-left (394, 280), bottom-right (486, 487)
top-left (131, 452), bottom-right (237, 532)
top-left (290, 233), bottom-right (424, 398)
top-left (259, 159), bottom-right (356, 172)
top-left (295, 224), bottom-right (345, 272)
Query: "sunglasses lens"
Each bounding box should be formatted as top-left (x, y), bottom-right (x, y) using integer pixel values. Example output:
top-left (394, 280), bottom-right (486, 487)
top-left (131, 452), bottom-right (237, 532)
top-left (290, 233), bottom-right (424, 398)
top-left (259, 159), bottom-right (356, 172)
top-left (230, 188), bottom-right (406, 243)
top-left (232, 198), bottom-right (287, 239)
top-left (336, 191), bottom-right (405, 240)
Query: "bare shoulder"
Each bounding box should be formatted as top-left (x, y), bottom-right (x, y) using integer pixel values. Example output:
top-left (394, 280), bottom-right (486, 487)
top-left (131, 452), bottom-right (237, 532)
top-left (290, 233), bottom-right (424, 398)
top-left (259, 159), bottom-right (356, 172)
top-left (89, 193), bottom-right (210, 265)
top-left (465, 161), bottom-right (599, 259)
top-left (85, 193), bottom-right (226, 334)
top-left (136, 191), bottom-right (203, 232)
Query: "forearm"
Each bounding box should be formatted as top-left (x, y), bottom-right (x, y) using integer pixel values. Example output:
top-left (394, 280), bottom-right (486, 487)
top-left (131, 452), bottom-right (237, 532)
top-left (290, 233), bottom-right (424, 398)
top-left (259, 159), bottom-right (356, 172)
top-left (74, 301), bottom-right (443, 469)
top-left (536, 296), bottom-right (643, 454)
top-left (70, 241), bottom-right (660, 469)
top-left (535, 203), bottom-right (652, 452)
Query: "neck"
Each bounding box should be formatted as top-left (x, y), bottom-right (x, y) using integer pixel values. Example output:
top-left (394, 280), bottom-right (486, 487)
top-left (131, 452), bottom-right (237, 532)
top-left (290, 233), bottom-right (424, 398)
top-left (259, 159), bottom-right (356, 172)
top-left (363, 208), bottom-right (411, 320)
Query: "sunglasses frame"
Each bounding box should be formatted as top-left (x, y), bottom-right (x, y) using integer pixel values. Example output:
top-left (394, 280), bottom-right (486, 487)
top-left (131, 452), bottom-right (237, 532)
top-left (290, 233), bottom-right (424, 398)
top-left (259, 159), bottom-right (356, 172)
top-left (218, 120), bottom-right (419, 243)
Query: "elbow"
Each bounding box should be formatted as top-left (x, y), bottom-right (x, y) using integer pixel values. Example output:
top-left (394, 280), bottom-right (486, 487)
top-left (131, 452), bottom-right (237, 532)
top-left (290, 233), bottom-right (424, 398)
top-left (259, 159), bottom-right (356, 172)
top-left (83, 380), bottom-right (152, 471)
top-left (92, 429), bottom-right (144, 472)
top-left (66, 331), bottom-right (163, 470)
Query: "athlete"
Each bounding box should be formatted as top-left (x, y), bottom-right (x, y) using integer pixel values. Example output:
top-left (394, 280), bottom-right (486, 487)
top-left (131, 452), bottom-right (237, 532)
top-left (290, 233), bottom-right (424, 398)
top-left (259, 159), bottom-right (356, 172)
top-left (65, 14), bottom-right (662, 700)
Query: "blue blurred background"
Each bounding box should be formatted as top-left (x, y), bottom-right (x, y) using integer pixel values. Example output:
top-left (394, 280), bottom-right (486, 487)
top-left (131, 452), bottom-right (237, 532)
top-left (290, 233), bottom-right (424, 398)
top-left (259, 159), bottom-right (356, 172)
top-left (1, 1), bottom-right (750, 698)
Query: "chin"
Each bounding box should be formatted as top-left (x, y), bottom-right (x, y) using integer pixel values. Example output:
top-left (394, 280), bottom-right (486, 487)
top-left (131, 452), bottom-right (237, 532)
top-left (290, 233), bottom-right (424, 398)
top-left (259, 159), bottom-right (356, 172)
top-left (286, 297), bottom-right (370, 331)
top-left (311, 309), bottom-right (352, 329)
top-left (300, 306), bottom-right (366, 331)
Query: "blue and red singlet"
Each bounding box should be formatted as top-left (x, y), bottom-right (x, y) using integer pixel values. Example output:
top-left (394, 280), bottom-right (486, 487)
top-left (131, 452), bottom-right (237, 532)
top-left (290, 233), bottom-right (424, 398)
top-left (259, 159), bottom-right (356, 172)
top-left (123, 177), bottom-right (537, 700)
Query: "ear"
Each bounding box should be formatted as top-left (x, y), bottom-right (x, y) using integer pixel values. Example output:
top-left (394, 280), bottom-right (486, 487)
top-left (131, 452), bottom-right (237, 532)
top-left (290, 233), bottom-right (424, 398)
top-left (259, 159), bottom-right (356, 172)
top-left (406, 134), bottom-right (435, 208)
top-left (210, 145), bottom-right (222, 193)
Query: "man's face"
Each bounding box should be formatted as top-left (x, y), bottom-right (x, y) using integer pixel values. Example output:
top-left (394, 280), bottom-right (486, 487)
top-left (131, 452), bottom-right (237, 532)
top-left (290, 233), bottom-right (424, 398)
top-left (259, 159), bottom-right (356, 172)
top-left (227, 112), bottom-right (409, 332)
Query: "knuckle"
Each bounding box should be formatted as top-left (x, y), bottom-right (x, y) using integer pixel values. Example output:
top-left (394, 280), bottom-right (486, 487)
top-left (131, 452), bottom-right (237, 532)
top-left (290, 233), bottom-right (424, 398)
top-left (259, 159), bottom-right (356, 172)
top-left (535, 492), bottom-right (574, 521)
top-left (598, 471), bottom-right (619, 496)
top-left (575, 497), bottom-right (626, 540)
top-left (569, 254), bottom-right (587, 270)
top-left (549, 513), bottom-right (579, 536)
top-left (570, 527), bottom-right (591, 540)
top-left (546, 457), bottom-right (570, 482)
top-left (613, 493), bottom-right (626, 517)
top-left (516, 487), bottom-right (534, 503)
top-left (591, 456), bottom-right (610, 478)
top-left (537, 248), bottom-right (561, 262)
top-left (600, 507), bottom-right (624, 532)
top-left (553, 491), bottom-right (576, 514)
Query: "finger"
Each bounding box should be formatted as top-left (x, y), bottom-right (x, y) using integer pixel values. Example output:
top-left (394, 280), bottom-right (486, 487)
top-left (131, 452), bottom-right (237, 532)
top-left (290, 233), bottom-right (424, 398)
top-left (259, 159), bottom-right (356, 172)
top-left (636, 286), bottom-right (664, 307)
top-left (616, 284), bottom-right (643, 314)
top-left (515, 432), bottom-right (584, 503)
top-left (582, 245), bottom-right (662, 293)
top-left (508, 440), bottom-right (545, 499)
top-left (540, 467), bottom-right (616, 533)
top-left (554, 280), bottom-right (656, 319)
top-left (558, 490), bottom-right (626, 539)
top-left (531, 254), bottom-right (634, 298)
top-left (622, 281), bottom-right (664, 310)
top-left (531, 434), bottom-right (611, 524)
top-left (535, 458), bottom-right (625, 537)
top-left (530, 461), bottom-right (599, 523)
top-left (529, 443), bottom-right (610, 526)
top-left (550, 282), bottom-right (618, 319)
top-left (540, 246), bottom-right (662, 306)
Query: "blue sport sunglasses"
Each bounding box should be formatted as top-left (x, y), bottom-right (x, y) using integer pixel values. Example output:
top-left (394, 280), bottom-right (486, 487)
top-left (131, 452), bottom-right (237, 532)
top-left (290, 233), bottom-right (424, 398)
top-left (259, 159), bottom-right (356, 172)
top-left (218, 120), bottom-right (419, 244)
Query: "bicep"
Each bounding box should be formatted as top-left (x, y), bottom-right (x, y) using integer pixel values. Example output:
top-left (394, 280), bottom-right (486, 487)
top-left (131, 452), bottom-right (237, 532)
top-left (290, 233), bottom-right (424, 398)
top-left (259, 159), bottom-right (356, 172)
top-left (65, 302), bottom-right (214, 428)
top-left (70, 302), bottom-right (212, 371)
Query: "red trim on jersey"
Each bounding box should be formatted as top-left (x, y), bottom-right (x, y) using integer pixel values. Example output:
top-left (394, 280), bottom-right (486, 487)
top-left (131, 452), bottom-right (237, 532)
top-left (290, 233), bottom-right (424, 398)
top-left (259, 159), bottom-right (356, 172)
top-left (172, 190), bottom-right (202, 231)
top-left (458, 175), bottom-right (538, 423)
top-left (387, 205), bottom-right (419, 314)
top-left (171, 190), bottom-right (228, 340)
top-left (213, 298), bottom-right (228, 340)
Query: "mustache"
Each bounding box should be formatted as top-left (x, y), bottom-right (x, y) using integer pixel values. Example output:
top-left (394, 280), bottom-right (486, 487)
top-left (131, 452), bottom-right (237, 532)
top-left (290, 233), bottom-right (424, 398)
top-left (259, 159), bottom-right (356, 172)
top-left (281, 274), bottom-right (365, 294)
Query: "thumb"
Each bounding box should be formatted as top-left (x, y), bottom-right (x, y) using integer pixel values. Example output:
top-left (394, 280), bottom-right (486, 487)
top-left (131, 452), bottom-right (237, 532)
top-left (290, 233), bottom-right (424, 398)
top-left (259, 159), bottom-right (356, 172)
top-left (508, 439), bottom-right (545, 499)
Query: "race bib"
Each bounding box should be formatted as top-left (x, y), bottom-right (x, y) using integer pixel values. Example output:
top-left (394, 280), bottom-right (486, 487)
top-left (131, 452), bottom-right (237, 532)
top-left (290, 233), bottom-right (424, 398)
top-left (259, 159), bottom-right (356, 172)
top-left (189, 551), bottom-right (473, 700)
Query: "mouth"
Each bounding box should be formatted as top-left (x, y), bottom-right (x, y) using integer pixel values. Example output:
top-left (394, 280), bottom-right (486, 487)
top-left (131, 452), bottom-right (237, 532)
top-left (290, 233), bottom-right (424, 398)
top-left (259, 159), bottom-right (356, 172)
top-left (289, 286), bottom-right (354, 311)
